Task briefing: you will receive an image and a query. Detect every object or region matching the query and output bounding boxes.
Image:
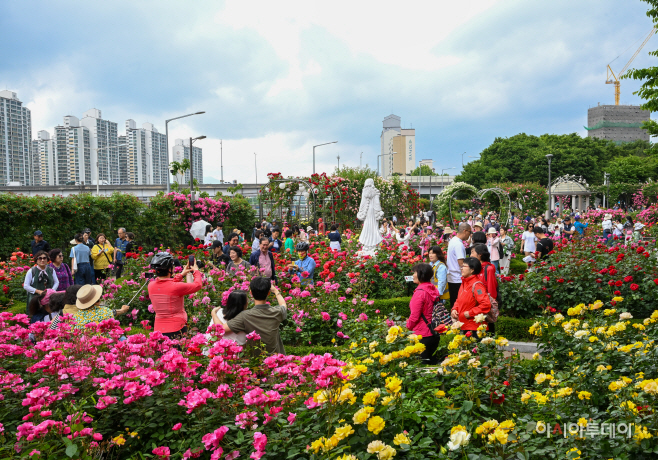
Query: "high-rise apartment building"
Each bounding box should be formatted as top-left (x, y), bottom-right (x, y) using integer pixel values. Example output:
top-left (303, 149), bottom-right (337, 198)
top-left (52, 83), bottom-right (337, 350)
top-left (172, 139), bottom-right (203, 185)
top-left (80, 109), bottom-right (119, 185)
top-left (123, 120), bottom-right (168, 185)
top-left (118, 135), bottom-right (128, 185)
top-left (0, 90), bottom-right (33, 185)
top-left (143, 123), bottom-right (168, 185)
top-left (32, 130), bottom-right (56, 185)
top-left (380, 114), bottom-right (415, 178)
top-left (54, 116), bottom-right (91, 185)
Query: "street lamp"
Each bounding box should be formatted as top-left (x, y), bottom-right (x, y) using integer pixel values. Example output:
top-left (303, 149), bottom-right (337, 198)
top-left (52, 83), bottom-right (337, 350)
top-left (337, 154), bottom-right (340, 171)
top-left (461, 152), bottom-right (466, 166)
top-left (189, 135), bottom-right (206, 202)
top-left (441, 167), bottom-right (455, 192)
top-left (165, 111), bottom-right (205, 193)
top-left (254, 153), bottom-right (258, 185)
top-left (545, 154), bottom-right (553, 219)
top-left (376, 151), bottom-right (397, 177)
top-left (605, 172), bottom-right (611, 208)
top-left (312, 141), bottom-right (338, 174)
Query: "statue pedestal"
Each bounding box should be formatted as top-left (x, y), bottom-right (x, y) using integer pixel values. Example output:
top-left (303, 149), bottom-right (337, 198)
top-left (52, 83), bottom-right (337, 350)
top-left (357, 244), bottom-right (378, 258)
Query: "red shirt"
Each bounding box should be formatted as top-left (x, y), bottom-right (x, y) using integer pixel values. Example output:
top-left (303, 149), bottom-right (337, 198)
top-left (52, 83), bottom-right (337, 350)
top-left (452, 275), bottom-right (492, 330)
top-left (148, 271), bottom-right (203, 333)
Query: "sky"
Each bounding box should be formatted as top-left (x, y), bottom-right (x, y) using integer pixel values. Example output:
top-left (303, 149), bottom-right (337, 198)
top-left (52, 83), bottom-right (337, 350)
top-left (2, 0), bottom-right (656, 183)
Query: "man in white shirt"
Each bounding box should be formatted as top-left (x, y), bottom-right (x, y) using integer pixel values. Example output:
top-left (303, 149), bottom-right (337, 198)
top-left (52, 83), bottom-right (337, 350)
top-left (447, 222), bottom-right (472, 304)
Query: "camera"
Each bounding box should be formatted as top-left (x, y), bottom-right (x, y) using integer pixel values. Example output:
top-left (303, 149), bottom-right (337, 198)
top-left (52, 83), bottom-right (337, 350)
top-left (144, 272), bottom-right (155, 279)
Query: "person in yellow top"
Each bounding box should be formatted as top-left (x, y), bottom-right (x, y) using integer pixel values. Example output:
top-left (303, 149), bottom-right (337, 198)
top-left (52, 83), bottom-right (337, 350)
top-left (91, 233), bottom-right (114, 283)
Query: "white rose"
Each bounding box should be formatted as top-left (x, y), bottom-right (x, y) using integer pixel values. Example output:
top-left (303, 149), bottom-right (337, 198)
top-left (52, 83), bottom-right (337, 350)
top-left (451, 321), bottom-right (464, 330)
top-left (447, 430), bottom-right (471, 450)
top-left (481, 337), bottom-right (495, 345)
top-left (620, 312), bottom-right (633, 320)
top-left (574, 330), bottom-right (589, 339)
top-left (474, 313), bottom-right (486, 323)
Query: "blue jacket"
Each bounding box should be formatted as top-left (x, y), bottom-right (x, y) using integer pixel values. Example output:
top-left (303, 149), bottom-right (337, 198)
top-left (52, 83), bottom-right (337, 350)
top-left (327, 231), bottom-right (342, 243)
top-left (293, 256), bottom-right (316, 285)
top-left (249, 249), bottom-right (277, 282)
top-left (574, 221), bottom-right (588, 236)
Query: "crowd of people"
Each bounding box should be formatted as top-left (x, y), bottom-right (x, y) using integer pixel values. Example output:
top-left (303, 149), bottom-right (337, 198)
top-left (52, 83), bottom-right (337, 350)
top-left (21, 202), bottom-right (650, 365)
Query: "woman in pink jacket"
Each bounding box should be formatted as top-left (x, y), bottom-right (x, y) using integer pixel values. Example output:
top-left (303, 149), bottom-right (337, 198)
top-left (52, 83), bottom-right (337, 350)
top-left (406, 263), bottom-right (440, 364)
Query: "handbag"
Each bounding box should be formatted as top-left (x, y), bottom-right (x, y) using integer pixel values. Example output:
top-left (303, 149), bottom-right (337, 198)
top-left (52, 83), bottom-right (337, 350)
top-left (472, 280), bottom-right (499, 323)
top-left (420, 297), bottom-right (453, 337)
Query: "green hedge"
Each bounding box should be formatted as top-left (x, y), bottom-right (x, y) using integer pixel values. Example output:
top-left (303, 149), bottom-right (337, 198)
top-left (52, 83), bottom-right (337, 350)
top-left (496, 317), bottom-right (535, 342)
top-left (369, 297), bottom-right (411, 317)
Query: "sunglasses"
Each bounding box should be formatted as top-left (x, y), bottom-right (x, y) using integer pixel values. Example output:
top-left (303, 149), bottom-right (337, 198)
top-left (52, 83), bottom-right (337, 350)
top-left (37, 256), bottom-right (48, 260)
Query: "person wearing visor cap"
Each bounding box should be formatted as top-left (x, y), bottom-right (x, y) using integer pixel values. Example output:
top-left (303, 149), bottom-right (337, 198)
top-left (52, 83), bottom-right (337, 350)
top-left (31, 230), bottom-right (51, 256)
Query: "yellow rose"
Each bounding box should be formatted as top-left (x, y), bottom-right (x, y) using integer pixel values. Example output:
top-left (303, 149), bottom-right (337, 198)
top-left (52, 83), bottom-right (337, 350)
top-left (353, 406), bottom-right (375, 424)
top-left (368, 416), bottom-right (386, 435)
top-left (333, 424), bottom-right (355, 441)
top-left (393, 432), bottom-right (411, 446)
top-left (578, 391), bottom-right (592, 400)
top-left (385, 376), bottom-right (403, 394)
top-left (378, 445), bottom-right (397, 460)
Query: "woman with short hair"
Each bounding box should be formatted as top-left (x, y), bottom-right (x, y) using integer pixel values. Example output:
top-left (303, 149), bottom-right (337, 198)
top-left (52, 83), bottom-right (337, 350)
top-left (450, 257), bottom-right (492, 335)
top-left (284, 229), bottom-right (295, 253)
top-left (23, 250), bottom-right (58, 313)
top-left (226, 246), bottom-right (251, 272)
top-left (91, 233), bottom-right (114, 283)
top-left (406, 263), bottom-right (441, 364)
top-left (49, 248), bottom-right (73, 292)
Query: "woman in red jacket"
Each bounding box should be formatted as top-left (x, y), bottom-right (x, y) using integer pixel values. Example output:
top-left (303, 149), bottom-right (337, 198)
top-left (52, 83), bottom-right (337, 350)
top-left (406, 263), bottom-right (440, 364)
top-left (450, 258), bottom-right (492, 334)
top-left (148, 252), bottom-right (203, 340)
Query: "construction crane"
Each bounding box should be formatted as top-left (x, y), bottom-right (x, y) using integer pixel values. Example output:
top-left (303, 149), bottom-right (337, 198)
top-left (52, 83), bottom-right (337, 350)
top-left (606, 27), bottom-right (656, 105)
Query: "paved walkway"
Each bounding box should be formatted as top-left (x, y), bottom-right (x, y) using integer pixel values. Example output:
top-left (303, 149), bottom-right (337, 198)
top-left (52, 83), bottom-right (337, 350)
top-left (500, 341), bottom-right (538, 359)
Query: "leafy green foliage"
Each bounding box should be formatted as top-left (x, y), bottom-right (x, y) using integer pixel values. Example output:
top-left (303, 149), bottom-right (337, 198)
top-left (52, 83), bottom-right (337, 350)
top-left (409, 165), bottom-right (439, 176)
top-left (456, 133), bottom-right (654, 189)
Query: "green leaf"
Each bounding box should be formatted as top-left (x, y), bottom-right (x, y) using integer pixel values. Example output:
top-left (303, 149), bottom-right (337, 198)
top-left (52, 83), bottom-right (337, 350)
top-left (65, 444), bottom-right (78, 458)
top-left (462, 400), bottom-right (473, 412)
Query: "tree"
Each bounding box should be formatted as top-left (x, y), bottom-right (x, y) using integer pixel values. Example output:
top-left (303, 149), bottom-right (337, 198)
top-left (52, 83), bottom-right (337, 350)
top-left (624, 0), bottom-right (658, 137)
top-left (454, 133), bottom-right (649, 188)
top-left (409, 165), bottom-right (438, 176)
top-left (607, 155), bottom-right (657, 184)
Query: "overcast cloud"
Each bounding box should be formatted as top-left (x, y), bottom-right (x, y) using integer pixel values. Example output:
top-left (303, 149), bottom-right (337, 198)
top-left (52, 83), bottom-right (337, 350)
top-left (1, 0), bottom-right (655, 183)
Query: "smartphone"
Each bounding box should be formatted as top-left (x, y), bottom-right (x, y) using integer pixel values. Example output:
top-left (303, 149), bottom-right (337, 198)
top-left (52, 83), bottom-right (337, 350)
top-left (188, 255), bottom-right (195, 266)
top-left (144, 272), bottom-right (155, 279)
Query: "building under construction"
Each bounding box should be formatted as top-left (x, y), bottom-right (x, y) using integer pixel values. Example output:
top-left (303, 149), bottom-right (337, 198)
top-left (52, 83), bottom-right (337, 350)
top-left (586, 104), bottom-right (650, 143)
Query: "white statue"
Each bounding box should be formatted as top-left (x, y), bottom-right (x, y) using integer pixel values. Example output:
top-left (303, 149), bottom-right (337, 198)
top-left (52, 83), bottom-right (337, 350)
top-left (357, 178), bottom-right (384, 254)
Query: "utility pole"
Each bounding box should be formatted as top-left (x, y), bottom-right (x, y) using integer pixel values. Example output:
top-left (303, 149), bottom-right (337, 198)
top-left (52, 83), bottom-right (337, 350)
top-left (189, 137), bottom-right (194, 201)
top-left (337, 154), bottom-right (340, 170)
top-left (220, 139), bottom-right (223, 183)
top-left (545, 154), bottom-right (553, 220)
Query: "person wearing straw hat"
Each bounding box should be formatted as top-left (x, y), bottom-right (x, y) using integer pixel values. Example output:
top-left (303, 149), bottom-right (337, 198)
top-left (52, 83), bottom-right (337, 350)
top-left (72, 284), bottom-right (129, 331)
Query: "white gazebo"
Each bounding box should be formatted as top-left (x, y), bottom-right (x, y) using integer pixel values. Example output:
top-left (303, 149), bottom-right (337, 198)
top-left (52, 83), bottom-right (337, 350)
top-left (549, 175), bottom-right (592, 212)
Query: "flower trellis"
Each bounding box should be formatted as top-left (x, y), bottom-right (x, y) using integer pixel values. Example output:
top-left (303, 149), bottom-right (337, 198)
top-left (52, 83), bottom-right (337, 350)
top-left (260, 173), bottom-right (421, 228)
top-left (435, 182), bottom-right (515, 226)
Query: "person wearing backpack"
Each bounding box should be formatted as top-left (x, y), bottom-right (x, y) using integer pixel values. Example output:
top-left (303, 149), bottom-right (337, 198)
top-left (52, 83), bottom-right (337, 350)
top-left (450, 258), bottom-right (492, 335)
top-left (469, 244), bottom-right (498, 334)
top-left (91, 233), bottom-right (114, 283)
top-left (406, 263), bottom-right (441, 365)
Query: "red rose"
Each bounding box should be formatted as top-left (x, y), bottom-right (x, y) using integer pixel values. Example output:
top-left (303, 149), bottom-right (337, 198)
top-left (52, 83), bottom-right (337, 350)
top-left (557, 278), bottom-right (565, 284)
top-left (434, 324), bottom-right (448, 334)
top-left (630, 283), bottom-right (640, 291)
top-left (503, 381), bottom-right (510, 386)
top-left (624, 276), bottom-right (633, 283)
top-left (465, 331), bottom-right (472, 337)
top-left (615, 280), bottom-right (623, 287)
